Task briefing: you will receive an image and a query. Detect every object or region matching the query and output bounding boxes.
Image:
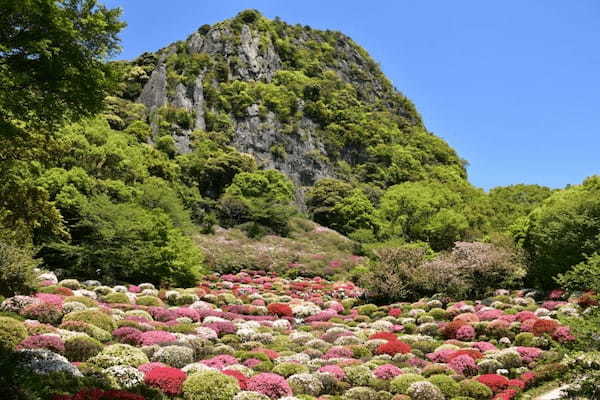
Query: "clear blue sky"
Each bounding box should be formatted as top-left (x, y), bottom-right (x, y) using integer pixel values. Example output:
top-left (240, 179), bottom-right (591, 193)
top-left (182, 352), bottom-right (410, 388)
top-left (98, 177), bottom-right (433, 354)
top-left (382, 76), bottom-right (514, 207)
top-left (104, 0), bottom-right (600, 190)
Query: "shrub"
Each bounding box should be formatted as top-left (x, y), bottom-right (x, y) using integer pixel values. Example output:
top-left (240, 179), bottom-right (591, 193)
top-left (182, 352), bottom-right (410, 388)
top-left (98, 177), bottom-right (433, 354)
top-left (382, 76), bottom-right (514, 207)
top-left (182, 371), bottom-right (240, 400)
top-left (428, 374), bottom-right (461, 398)
top-left (459, 379), bottom-right (493, 400)
top-left (135, 295), bottom-right (163, 307)
top-left (103, 292), bottom-right (131, 304)
top-left (0, 316), bottom-right (28, 350)
top-left (246, 373), bottom-right (292, 399)
top-left (476, 374), bottom-right (509, 393)
top-left (555, 253), bottom-right (600, 293)
top-left (21, 302), bottom-right (63, 324)
top-left (267, 303), bottom-right (292, 317)
top-left (140, 330), bottom-right (177, 346)
top-left (18, 334), bottom-right (64, 353)
top-left (390, 373), bottom-right (426, 394)
top-left (63, 309), bottom-right (117, 332)
top-left (287, 373), bottom-right (323, 396)
top-left (0, 240), bottom-right (40, 297)
top-left (272, 362), bottom-right (309, 377)
top-left (145, 366), bottom-right (187, 395)
top-left (64, 336), bottom-right (103, 361)
top-left (407, 381), bottom-right (444, 400)
top-left (89, 344), bottom-right (149, 368)
top-left (373, 364), bottom-right (403, 380)
top-left (374, 340), bottom-right (411, 356)
top-left (105, 365), bottom-right (145, 389)
top-left (151, 345), bottom-right (194, 368)
top-left (59, 320), bottom-right (112, 342)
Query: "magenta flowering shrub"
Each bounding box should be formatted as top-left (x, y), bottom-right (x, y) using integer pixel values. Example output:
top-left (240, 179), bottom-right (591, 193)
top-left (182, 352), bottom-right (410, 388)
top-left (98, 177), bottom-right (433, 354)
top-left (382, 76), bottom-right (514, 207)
top-left (448, 354), bottom-right (479, 376)
top-left (139, 331), bottom-right (177, 346)
top-left (373, 364), bottom-right (403, 379)
top-left (318, 365), bottom-right (346, 380)
top-left (18, 334), bottom-right (65, 353)
top-left (35, 293), bottom-right (64, 307)
top-left (246, 373), bottom-right (292, 399)
top-left (201, 355), bottom-right (237, 369)
top-left (455, 324), bottom-right (476, 340)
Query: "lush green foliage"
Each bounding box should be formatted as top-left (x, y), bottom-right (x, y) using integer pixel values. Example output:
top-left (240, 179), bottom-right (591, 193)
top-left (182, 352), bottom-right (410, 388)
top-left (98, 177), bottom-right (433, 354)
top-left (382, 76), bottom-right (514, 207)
top-left (487, 184), bottom-right (553, 232)
top-left (555, 253), bottom-right (600, 293)
top-left (218, 170), bottom-right (296, 237)
top-left (521, 176), bottom-right (600, 288)
top-left (0, 0), bottom-right (125, 242)
top-left (0, 240), bottom-right (40, 297)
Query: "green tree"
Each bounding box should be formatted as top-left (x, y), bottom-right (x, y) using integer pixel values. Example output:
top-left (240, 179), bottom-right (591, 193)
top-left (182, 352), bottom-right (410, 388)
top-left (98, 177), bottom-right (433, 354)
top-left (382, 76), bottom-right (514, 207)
top-left (522, 176), bottom-right (600, 288)
top-left (218, 170), bottom-right (296, 236)
top-left (40, 195), bottom-right (204, 287)
top-left (488, 184), bottom-right (553, 232)
top-left (376, 181), bottom-right (470, 250)
top-left (0, 239), bottom-right (40, 297)
top-left (0, 0), bottom-right (125, 133)
top-left (0, 0), bottom-right (125, 241)
top-left (306, 178), bottom-right (354, 228)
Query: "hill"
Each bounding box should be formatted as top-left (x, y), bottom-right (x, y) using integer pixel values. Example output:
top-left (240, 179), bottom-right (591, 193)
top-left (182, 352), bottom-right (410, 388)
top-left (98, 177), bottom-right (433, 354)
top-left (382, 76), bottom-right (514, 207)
top-left (109, 9), bottom-right (466, 191)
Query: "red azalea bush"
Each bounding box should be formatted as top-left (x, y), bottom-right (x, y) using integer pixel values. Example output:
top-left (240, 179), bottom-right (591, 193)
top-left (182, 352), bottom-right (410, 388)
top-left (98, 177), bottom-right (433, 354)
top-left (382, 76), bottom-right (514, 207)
top-left (267, 303), bottom-right (293, 317)
top-left (369, 332), bottom-right (398, 341)
top-left (222, 369), bottom-right (248, 389)
top-left (477, 374), bottom-right (510, 392)
top-left (374, 340), bottom-right (411, 356)
top-left (144, 367), bottom-right (186, 395)
top-left (442, 320), bottom-right (468, 339)
top-left (532, 319), bottom-right (559, 336)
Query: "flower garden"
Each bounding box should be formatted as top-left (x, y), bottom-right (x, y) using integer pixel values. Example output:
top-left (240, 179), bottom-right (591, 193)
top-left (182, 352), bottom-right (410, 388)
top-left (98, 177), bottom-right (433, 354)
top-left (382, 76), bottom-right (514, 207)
top-left (0, 271), bottom-right (587, 400)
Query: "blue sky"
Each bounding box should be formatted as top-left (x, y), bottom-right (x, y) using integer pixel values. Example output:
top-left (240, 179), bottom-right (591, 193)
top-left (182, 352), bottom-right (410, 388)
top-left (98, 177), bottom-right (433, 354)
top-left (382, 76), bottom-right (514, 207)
top-left (104, 0), bottom-right (600, 190)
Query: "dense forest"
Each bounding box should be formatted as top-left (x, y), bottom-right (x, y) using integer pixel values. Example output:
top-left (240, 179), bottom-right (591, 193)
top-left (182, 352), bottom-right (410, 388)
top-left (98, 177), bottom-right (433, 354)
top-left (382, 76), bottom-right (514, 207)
top-left (0, 2), bottom-right (599, 399)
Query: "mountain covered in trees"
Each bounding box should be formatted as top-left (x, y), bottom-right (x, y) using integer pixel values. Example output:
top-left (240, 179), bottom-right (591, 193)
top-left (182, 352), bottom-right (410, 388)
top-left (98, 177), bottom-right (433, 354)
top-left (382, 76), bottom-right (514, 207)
top-left (2, 6), bottom-right (599, 296)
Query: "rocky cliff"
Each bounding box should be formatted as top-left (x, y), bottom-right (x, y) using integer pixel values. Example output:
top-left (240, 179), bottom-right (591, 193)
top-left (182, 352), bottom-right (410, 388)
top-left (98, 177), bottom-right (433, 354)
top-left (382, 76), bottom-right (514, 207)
top-left (112, 10), bottom-right (465, 189)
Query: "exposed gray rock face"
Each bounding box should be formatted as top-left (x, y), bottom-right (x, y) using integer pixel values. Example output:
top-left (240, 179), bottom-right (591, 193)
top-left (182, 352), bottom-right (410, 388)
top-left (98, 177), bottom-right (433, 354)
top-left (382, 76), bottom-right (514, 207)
top-left (134, 19), bottom-right (417, 187)
top-left (136, 23), bottom-right (332, 185)
top-left (138, 63), bottom-right (167, 110)
top-left (232, 111), bottom-right (334, 187)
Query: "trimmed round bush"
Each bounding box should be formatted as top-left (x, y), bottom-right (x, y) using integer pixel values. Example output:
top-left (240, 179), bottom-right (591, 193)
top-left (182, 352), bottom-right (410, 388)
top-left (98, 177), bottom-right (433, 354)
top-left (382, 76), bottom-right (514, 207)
top-left (64, 335), bottom-right (103, 362)
top-left (342, 386), bottom-right (378, 400)
top-left (246, 373), bottom-right (292, 399)
top-left (136, 295), bottom-right (163, 307)
top-left (390, 373), bottom-right (426, 394)
top-left (17, 334), bottom-right (64, 353)
top-left (59, 320), bottom-right (112, 341)
top-left (89, 343), bottom-right (149, 368)
top-left (20, 303), bottom-right (63, 324)
top-left (63, 309), bottom-right (116, 332)
top-left (428, 374), bottom-right (461, 398)
top-left (407, 381), bottom-right (444, 400)
top-left (459, 379), bottom-right (493, 400)
top-left (287, 373), bottom-right (323, 396)
top-left (0, 316), bottom-right (28, 350)
top-left (182, 371), bottom-right (240, 400)
top-left (272, 362), bottom-right (309, 377)
top-left (145, 366), bottom-right (187, 395)
top-left (103, 292), bottom-right (131, 304)
top-left (151, 345), bottom-right (194, 368)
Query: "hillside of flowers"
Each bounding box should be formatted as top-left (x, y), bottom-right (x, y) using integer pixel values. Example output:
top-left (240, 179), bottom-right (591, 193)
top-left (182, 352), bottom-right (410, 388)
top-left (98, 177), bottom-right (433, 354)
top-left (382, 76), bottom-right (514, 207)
top-left (0, 270), bottom-right (593, 400)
